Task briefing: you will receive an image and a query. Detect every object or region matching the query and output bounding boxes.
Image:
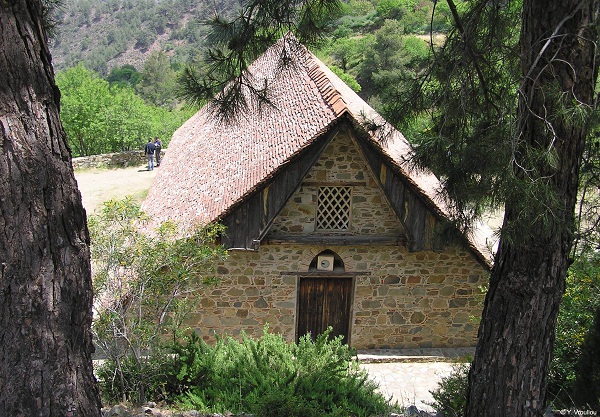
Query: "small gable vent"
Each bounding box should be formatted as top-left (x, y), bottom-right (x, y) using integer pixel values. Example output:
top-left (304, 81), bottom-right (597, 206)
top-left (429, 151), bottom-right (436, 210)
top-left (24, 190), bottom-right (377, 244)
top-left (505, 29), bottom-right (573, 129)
top-left (309, 250), bottom-right (344, 272)
top-left (315, 186), bottom-right (351, 231)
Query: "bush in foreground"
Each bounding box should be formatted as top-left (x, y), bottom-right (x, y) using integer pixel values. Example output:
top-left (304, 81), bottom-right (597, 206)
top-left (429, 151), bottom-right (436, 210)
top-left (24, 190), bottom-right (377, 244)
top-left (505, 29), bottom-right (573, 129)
top-left (171, 328), bottom-right (393, 417)
top-left (97, 327), bottom-right (394, 417)
top-left (428, 362), bottom-right (470, 417)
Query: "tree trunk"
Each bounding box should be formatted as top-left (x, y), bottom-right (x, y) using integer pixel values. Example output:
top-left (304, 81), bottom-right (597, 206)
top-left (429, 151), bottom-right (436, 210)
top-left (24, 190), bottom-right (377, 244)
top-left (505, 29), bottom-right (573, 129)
top-left (466, 1), bottom-right (598, 416)
top-left (0, 2), bottom-right (101, 416)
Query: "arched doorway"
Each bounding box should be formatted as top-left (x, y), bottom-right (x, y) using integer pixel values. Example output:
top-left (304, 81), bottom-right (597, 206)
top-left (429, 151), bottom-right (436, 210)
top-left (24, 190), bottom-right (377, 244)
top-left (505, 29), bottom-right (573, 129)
top-left (296, 250), bottom-right (353, 344)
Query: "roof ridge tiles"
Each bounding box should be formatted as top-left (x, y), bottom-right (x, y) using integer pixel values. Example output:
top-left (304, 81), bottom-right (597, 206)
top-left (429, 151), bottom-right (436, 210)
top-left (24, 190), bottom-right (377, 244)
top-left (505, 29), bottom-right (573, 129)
top-left (301, 49), bottom-right (348, 117)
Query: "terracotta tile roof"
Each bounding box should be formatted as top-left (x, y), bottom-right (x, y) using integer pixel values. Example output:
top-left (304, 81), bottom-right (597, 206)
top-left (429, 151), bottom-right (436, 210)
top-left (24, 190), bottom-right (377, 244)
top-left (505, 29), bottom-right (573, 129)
top-left (144, 35), bottom-right (338, 224)
top-left (142, 34), bottom-right (493, 263)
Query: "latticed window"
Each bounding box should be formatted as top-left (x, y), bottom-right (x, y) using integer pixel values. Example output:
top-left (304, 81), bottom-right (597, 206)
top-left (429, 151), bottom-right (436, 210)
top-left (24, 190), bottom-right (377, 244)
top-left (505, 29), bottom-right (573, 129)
top-left (315, 186), bottom-right (352, 231)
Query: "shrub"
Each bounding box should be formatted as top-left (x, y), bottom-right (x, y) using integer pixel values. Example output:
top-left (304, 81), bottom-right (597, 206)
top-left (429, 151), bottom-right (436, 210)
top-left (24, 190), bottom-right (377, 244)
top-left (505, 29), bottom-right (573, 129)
top-left (95, 348), bottom-right (178, 404)
top-left (428, 362), bottom-right (470, 417)
top-left (90, 198), bottom-right (227, 404)
top-left (548, 252), bottom-right (600, 408)
top-left (572, 306), bottom-right (600, 411)
top-left (169, 327), bottom-right (393, 417)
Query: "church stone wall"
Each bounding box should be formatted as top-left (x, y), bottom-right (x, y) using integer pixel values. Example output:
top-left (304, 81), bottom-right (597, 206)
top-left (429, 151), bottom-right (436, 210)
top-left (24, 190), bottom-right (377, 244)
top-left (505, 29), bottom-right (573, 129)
top-left (186, 129), bottom-right (488, 349)
top-left (187, 244), bottom-right (486, 349)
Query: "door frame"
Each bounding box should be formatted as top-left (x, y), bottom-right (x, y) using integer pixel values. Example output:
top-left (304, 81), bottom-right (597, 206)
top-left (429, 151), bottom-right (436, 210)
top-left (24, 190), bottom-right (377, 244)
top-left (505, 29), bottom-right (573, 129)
top-left (295, 274), bottom-right (356, 346)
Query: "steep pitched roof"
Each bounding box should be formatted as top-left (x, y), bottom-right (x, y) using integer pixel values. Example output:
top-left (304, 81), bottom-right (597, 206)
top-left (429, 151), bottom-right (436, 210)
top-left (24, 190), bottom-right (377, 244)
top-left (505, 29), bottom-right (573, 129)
top-left (142, 34), bottom-right (493, 264)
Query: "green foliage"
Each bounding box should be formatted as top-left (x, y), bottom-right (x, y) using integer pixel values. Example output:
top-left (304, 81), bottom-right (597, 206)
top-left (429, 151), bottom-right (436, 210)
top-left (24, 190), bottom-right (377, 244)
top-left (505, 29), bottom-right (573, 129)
top-left (95, 348), bottom-right (177, 405)
top-left (403, 35), bottom-right (429, 60)
top-left (323, 35), bottom-right (369, 73)
top-left (137, 51), bottom-right (178, 108)
top-left (330, 65), bottom-right (361, 92)
top-left (356, 19), bottom-right (430, 102)
top-left (106, 65), bottom-right (142, 89)
top-left (348, 0), bottom-right (375, 16)
top-left (572, 307), bottom-right (600, 411)
top-left (53, 0), bottom-right (456, 131)
top-left (166, 327), bottom-right (393, 417)
top-left (548, 252), bottom-right (600, 408)
top-left (56, 64), bottom-right (194, 156)
top-left (90, 197), bottom-right (227, 404)
top-left (388, 0), bottom-right (522, 231)
top-left (376, 0), bottom-right (406, 21)
top-left (428, 362), bottom-right (470, 417)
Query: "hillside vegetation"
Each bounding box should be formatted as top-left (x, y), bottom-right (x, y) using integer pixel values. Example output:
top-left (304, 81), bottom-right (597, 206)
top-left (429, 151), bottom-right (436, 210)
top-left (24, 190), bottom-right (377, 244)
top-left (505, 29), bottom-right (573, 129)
top-left (49, 0), bottom-right (455, 157)
top-left (49, 0), bottom-right (448, 77)
top-left (49, 0), bottom-right (236, 74)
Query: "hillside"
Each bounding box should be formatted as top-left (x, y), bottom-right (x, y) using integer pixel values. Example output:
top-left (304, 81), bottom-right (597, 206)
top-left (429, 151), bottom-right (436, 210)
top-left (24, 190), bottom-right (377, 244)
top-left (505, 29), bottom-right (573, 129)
top-left (49, 0), bottom-right (235, 74)
top-left (49, 0), bottom-right (449, 79)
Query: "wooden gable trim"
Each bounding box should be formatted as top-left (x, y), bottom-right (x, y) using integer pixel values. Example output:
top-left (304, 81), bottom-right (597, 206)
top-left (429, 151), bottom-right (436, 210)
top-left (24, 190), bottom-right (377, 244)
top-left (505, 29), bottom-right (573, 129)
top-left (348, 123), bottom-right (446, 252)
top-left (220, 120), bottom-right (345, 250)
top-left (349, 119), bottom-right (491, 267)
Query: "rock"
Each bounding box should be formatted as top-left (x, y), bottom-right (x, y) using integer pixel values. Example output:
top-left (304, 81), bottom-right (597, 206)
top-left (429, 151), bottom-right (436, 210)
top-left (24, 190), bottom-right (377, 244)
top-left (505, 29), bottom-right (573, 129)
top-left (403, 405), bottom-right (436, 417)
top-left (405, 405), bottom-right (421, 416)
top-left (105, 404), bottom-right (132, 417)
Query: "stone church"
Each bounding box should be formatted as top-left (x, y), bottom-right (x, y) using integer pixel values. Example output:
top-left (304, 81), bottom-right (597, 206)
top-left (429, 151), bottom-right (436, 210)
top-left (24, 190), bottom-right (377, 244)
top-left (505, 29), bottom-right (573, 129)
top-left (142, 34), bottom-right (492, 349)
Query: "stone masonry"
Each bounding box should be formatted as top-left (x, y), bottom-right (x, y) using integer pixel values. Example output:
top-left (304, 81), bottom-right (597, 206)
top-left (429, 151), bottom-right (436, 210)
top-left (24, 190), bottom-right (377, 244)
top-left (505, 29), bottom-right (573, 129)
top-left (187, 130), bottom-right (488, 349)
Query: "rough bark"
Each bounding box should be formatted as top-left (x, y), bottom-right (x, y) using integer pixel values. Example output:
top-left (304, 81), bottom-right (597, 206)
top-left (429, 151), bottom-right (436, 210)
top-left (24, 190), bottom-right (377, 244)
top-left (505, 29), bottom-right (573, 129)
top-left (0, 2), bottom-right (102, 416)
top-left (465, 1), bottom-right (599, 416)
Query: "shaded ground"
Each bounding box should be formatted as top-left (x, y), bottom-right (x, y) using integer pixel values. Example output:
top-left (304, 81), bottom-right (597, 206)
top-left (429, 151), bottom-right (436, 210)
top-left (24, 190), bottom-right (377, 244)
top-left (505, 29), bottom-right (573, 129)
top-left (75, 164), bottom-right (157, 214)
top-left (361, 361), bottom-right (454, 410)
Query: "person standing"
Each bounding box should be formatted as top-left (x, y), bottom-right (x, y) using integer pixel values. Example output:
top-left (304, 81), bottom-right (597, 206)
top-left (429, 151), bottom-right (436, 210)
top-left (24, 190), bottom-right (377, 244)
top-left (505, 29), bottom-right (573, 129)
top-left (144, 138), bottom-right (156, 171)
top-left (154, 137), bottom-right (162, 167)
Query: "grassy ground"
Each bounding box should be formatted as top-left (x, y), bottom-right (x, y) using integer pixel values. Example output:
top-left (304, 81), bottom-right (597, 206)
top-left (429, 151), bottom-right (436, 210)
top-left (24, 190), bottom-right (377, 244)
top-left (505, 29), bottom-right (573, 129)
top-left (74, 164), bottom-right (157, 214)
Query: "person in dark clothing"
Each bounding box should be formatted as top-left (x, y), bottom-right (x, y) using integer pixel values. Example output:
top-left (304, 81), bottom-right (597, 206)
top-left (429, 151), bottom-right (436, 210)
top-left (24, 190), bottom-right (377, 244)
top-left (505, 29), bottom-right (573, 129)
top-left (144, 138), bottom-right (156, 171)
top-left (154, 137), bottom-right (162, 167)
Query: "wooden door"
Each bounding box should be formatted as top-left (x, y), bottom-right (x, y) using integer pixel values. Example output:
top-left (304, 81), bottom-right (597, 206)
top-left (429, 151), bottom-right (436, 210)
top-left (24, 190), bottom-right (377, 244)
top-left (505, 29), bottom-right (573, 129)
top-left (296, 277), bottom-right (353, 344)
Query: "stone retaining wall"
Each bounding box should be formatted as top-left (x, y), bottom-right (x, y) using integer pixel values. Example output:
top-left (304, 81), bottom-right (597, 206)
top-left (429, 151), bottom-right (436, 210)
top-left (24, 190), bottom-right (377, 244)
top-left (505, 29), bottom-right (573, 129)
top-left (72, 150), bottom-right (164, 170)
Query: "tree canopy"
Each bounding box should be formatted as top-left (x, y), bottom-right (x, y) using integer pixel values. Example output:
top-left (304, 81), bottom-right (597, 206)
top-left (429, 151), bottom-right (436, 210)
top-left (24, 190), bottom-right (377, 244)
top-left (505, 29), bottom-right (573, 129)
top-left (56, 64), bottom-right (194, 156)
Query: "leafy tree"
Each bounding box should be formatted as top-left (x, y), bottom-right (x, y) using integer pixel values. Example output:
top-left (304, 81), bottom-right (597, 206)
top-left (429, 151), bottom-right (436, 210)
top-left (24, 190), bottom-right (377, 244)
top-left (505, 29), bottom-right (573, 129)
top-left (376, 0), bottom-right (404, 20)
top-left (56, 64), bottom-right (194, 156)
top-left (179, 1), bottom-right (600, 416)
top-left (0, 2), bottom-right (101, 415)
top-left (357, 19), bottom-right (429, 100)
top-left (106, 64), bottom-right (143, 89)
top-left (137, 50), bottom-right (178, 108)
top-left (325, 36), bottom-right (366, 72)
top-left (90, 198), bottom-right (227, 404)
top-left (56, 64), bottom-right (114, 156)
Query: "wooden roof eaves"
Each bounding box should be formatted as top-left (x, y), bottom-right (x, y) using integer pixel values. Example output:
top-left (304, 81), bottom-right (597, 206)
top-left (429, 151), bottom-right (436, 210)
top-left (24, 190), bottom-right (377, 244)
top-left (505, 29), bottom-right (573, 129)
top-left (346, 116), bottom-right (492, 269)
top-left (345, 115), bottom-right (447, 219)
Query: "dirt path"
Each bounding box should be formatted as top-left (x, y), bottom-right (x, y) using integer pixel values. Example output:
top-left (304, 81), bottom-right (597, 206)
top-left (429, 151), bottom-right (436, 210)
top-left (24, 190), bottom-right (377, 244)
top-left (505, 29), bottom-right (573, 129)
top-left (75, 164), bottom-right (157, 214)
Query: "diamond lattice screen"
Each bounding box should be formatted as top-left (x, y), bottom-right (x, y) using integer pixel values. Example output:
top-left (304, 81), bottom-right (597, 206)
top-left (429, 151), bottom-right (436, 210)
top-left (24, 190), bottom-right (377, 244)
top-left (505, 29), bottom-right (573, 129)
top-left (316, 186), bottom-right (352, 231)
